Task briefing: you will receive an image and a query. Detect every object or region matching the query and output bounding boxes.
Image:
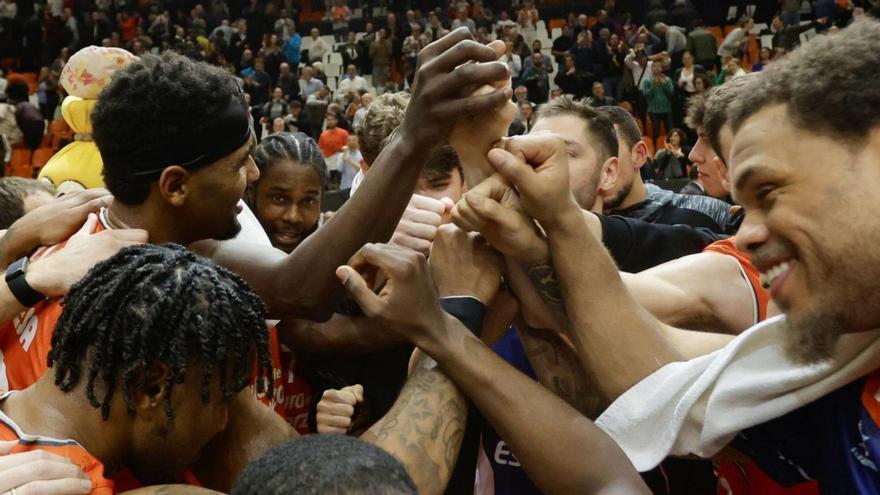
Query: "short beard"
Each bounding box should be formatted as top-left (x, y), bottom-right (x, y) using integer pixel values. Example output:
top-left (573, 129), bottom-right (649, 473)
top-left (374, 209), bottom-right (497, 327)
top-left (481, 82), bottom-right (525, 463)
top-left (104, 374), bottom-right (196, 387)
top-left (605, 178), bottom-right (634, 210)
top-left (214, 218), bottom-right (243, 241)
top-left (782, 310), bottom-right (846, 364)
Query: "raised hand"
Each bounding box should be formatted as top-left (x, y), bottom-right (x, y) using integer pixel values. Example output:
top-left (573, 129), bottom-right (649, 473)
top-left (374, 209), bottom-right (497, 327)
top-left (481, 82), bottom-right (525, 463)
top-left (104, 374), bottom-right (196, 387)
top-left (400, 27), bottom-right (512, 148)
top-left (390, 194), bottom-right (454, 255)
top-left (452, 174), bottom-right (549, 264)
top-left (429, 224), bottom-right (503, 304)
top-left (491, 133), bottom-right (580, 227)
top-left (316, 385), bottom-right (364, 435)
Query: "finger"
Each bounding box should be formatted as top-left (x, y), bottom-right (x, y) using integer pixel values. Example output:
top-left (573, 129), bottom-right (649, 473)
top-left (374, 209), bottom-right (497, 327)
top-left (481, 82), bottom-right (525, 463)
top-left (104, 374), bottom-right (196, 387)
top-left (436, 61), bottom-right (509, 98)
top-left (487, 148), bottom-right (535, 190)
top-left (422, 38), bottom-right (497, 74)
top-left (439, 197), bottom-right (455, 215)
top-left (323, 388), bottom-right (358, 406)
top-left (390, 232), bottom-right (432, 255)
top-left (487, 39), bottom-right (506, 58)
top-left (316, 400), bottom-right (355, 418)
top-left (68, 213), bottom-right (98, 242)
top-left (397, 220), bottom-right (438, 242)
top-left (409, 194), bottom-right (447, 215)
top-left (59, 188), bottom-right (111, 206)
top-left (453, 199), bottom-right (489, 233)
top-left (336, 265), bottom-right (382, 316)
top-left (316, 423), bottom-right (349, 435)
top-left (437, 86), bottom-right (514, 123)
top-left (467, 173), bottom-right (512, 203)
top-left (417, 27), bottom-right (473, 65)
top-left (317, 414), bottom-right (352, 429)
top-left (0, 441), bottom-right (15, 455)
top-left (15, 478), bottom-right (92, 495)
top-left (503, 132), bottom-right (567, 167)
top-left (0, 459), bottom-right (88, 492)
top-left (347, 384), bottom-right (364, 402)
top-left (402, 207), bottom-right (443, 227)
top-left (359, 243), bottom-right (425, 280)
top-left (0, 450), bottom-right (77, 474)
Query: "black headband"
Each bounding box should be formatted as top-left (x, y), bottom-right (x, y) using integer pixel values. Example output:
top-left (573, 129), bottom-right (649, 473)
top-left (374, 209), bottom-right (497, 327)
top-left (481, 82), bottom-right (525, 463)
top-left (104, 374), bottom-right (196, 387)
top-left (103, 96), bottom-right (252, 183)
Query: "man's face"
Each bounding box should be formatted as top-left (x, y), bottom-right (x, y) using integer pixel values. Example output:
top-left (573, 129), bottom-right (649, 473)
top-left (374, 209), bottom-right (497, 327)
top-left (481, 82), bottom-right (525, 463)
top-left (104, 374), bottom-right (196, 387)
top-left (254, 161), bottom-right (322, 253)
top-left (326, 114), bottom-right (337, 128)
top-left (532, 116), bottom-right (602, 210)
top-left (772, 16), bottom-right (783, 31)
top-left (730, 104), bottom-right (880, 362)
top-left (415, 168), bottom-right (465, 205)
top-left (273, 88), bottom-right (282, 100)
top-left (592, 83), bottom-right (604, 99)
top-left (129, 366), bottom-right (232, 483)
top-left (181, 140), bottom-right (258, 241)
top-left (689, 127), bottom-right (728, 198)
top-left (311, 28), bottom-right (319, 38)
top-left (347, 65), bottom-right (357, 78)
top-left (514, 87), bottom-right (528, 102)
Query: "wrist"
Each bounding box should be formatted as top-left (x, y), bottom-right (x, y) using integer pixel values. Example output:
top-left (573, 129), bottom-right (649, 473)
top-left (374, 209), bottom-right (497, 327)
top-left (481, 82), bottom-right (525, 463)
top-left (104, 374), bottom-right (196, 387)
top-left (23, 258), bottom-right (60, 297)
top-left (414, 311), bottom-right (457, 356)
top-left (538, 197), bottom-right (582, 231)
top-left (0, 222), bottom-right (38, 268)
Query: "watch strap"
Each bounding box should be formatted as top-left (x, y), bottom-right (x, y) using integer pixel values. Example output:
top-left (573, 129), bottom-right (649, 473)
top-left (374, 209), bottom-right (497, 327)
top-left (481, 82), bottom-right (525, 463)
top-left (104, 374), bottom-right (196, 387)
top-left (5, 257), bottom-right (46, 308)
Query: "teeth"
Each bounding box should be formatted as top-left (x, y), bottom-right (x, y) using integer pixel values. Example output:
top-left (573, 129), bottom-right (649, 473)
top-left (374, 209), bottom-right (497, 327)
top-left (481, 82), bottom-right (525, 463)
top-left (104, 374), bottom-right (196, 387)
top-left (760, 261), bottom-right (791, 289)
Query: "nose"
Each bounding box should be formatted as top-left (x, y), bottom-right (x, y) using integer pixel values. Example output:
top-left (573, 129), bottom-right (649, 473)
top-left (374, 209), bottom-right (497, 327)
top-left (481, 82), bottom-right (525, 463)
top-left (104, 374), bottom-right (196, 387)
top-left (734, 210), bottom-right (770, 254)
top-left (282, 204), bottom-right (303, 225)
top-left (689, 136), bottom-right (707, 165)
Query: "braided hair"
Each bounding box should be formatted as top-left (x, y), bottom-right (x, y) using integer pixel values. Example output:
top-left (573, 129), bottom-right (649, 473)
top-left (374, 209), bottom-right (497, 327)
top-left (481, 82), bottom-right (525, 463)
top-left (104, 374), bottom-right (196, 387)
top-left (252, 132), bottom-right (328, 187)
top-left (47, 244), bottom-right (272, 420)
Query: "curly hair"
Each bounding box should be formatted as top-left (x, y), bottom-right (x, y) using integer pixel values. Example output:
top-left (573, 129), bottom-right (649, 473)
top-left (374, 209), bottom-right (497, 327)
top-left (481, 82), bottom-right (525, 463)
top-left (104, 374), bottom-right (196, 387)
top-left (252, 132), bottom-right (328, 186)
top-left (47, 244), bottom-right (272, 420)
top-left (356, 92), bottom-right (410, 167)
top-left (702, 74), bottom-right (757, 163)
top-left (92, 52), bottom-right (243, 205)
top-left (729, 19), bottom-right (880, 146)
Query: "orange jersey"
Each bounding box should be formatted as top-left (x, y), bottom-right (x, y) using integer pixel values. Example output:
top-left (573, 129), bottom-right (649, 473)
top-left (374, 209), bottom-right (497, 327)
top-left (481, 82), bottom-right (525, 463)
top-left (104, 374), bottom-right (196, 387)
top-left (703, 237), bottom-right (770, 324)
top-left (0, 391), bottom-right (115, 494)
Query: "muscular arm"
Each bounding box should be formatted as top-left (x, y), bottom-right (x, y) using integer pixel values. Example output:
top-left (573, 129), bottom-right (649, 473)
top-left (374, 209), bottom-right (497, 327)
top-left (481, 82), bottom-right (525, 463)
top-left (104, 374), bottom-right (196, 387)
top-left (361, 350), bottom-right (466, 495)
top-left (276, 314), bottom-right (403, 355)
top-left (622, 252), bottom-right (756, 334)
top-left (420, 314), bottom-right (649, 495)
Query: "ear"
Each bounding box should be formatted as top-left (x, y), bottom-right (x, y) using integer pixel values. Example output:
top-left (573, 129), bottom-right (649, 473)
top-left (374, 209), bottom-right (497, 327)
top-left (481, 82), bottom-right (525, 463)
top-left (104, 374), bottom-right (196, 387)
top-left (712, 157), bottom-right (731, 193)
top-left (130, 361), bottom-right (171, 419)
top-left (597, 156), bottom-right (620, 195)
top-left (157, 166), bottom-right (191, 208)
top-left (630, 141), bottom-right (648, 169)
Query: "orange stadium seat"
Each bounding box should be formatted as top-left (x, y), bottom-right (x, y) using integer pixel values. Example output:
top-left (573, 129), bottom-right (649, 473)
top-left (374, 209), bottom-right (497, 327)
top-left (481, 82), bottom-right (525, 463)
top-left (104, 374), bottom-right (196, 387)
top-left (8, 149), bottom-right (33, 178)
top-left (548, 19), bottom-right (567, 30)
top-left (30, 147), bottom-right (55, 170)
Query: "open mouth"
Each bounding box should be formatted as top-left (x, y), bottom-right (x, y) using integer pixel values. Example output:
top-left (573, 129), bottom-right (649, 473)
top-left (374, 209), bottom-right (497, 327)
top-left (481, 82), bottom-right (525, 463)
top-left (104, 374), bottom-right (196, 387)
top-left (758, 258), bottom-right (795, 300)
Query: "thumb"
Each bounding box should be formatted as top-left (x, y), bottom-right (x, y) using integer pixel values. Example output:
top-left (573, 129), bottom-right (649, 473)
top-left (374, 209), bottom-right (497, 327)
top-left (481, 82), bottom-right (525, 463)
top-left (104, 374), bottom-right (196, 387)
top-left (70, 213), bottom-right (99, 241)
top-left (350, 384), bottom-right (364, 402)
top-left (488, 148), bottom-right (532, 191)
top-left (440, 197), bottom-right (455, 215)
top-left (0, 440), bottom-right (16, 455)
top-left (336, 265), bottom-right (381, 316)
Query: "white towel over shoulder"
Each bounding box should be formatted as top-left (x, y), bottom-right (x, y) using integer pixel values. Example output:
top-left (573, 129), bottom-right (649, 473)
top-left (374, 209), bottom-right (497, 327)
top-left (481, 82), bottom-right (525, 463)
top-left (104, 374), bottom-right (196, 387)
top-left (595, 315), bottom-right (880, 471)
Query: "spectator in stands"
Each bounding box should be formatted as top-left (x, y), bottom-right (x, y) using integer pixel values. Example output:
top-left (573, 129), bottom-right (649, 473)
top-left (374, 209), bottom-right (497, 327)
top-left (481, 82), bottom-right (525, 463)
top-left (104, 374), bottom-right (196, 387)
top-left (262, 34), bottom-right (285, 83)
top-left (6, 81), bottom-right (43, 151)
top-left (425, 12), bottom-right (448, 41)
top-left (678, 162), bottom-right (704, 195)
top-left (669, 0), bottom-right (699, 31)
top-left (403, 24), bottom-right (427, 77)
top-left (751, 46), bottom-right (773, 71)
top-left (524, 40), bottom-right (553, 74)
top-left (311, 61), bottom-right (328, 84)
top-left (285, 100), bottom-right (312, 137)
top-left (276, 63), bottom-right (299, 102)
top-left (641, 62), bottom-right (674, 150)
top-left (592, 9), bottom-right (616, 38)
top-left (555, 53), bottom-right (589, 99)
top-left (651, 127), bottom-right (690, 179)
top-left (337, 65), bottom-right (369, 101)
top-left (686, 19), bottom-right (718, 70)
top-left (306, 85), bottom-right (331, 136)
top-left (473, 0), bottom-right (494, 31)
top-left (245, 57), bottom-right (271, 106)
top-left (672, 51), bottom-right (702, 127)
top-left (340, 134), bottom-right (362, 191)
top-left (306, 27), bottom-right (330, 64)
top-left (508, 101), bottom-right (535, 136)
top-left (599, 32), bottom-right (626, 100)
top-left (327, 102), bottom-right (351, 132)
top-left (516, 0), bottom-right (539, 41)
top-left (718, 16), bottom-right (753, 59)
top-left (352, 92), bottom-right (372, 132)
top-left (263, 88), bottom-right (291, 125)
top-left (331, 0), bottom-right (351, 42)
top-left (301, 66), bottom-right (325, 100)
top-left (781, 0), bottom-right (801, 26)
top-left (549, 87), bottom-right (563, 100)
top-left (551, 25), bottom-right (575, 64)
top-left (270, 117), bottom-right (290, 134)
top-left (521, 52), bottom-right (550, 104)
top-left (340, 31), bottom-right (362, 71)
top-left (513, 85), bottom-right (535, 121)
top-left (714, 56), bottom-right (746, 85)
top-left (616, 12), bottom-right (638, 43)
top-left (654, 22), bottom-right (687, 67)
top-left (646, 0), bottom-right (670, 27)
top-left (318, 112), bottom-right (349, 159)
top-left (570, 30), bottom-right (596, 75)
top-left (501, 40), bottom-right (522, 87)
top-left (495, 9), bottom-right (517, 36)
top-left (369, 28), bottom-right (392, 90)
top-left (275, 9), bottom-right (296, 42)
top-left (248, 132), bottom-right (326, 253)
top-left (572, 13), bottom-right (589, 38)
top-left (452, 5), bottom-right (476, 35)
top-left (587, 81), bottom-right (616, 107)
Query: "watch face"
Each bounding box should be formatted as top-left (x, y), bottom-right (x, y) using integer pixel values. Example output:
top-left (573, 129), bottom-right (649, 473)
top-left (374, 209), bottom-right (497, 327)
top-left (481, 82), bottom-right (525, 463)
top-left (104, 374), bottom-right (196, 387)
top-left (6, 257), bottom-right (28, 281)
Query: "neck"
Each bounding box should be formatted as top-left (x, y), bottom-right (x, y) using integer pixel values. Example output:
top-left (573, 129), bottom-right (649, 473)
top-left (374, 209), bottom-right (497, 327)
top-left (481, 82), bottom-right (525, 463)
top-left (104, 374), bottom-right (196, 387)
top-left (8, 378), bottom-right (128, 474)
top-left (615, 175), bottom-right (648, 211)
top-left (107, 199), bottom-right (186, 245)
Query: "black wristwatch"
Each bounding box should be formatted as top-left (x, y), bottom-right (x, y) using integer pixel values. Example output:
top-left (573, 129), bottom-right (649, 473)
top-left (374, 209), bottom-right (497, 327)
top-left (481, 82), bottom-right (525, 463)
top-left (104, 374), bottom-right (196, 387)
top-left (5, 257), bottom-right (46, 308)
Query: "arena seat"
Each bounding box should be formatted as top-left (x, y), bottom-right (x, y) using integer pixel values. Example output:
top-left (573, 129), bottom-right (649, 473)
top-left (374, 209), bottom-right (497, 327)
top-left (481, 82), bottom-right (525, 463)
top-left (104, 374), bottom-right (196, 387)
top-left (30, 147), bottom-right (55, 170)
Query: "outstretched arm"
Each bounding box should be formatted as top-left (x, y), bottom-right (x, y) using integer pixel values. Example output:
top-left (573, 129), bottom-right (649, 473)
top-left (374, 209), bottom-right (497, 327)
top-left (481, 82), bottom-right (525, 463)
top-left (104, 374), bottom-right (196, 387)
top-left (338, 242), bottom-right (649, 494)
top-left (195, 29), bottom-right (512, 321)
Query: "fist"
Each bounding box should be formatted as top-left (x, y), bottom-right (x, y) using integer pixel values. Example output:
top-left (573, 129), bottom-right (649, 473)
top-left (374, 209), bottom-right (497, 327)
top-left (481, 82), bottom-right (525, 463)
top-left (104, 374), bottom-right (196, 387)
top-left (390, 194), bottom-right (454, 255)
top-left (429, 224), bottom-right (503, 304)
top-left (316, 384), bottom-right (364, 434)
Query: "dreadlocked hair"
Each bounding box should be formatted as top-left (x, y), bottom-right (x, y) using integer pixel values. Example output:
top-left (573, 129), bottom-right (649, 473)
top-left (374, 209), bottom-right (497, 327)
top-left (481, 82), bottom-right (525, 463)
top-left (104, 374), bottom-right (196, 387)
top-left (47, 243), bottom-right (272, 421)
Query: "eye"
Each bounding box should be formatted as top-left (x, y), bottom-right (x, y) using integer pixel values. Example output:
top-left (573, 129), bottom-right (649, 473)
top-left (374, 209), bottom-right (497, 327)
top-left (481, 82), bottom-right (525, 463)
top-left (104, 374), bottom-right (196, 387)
top-left (271, 194), bottom-right (287, 204)
top-left (430, 182), bottom-right (450, 190)
top-left (754, 184), bottom-right (778, 206)
top-left (302, 197), bottom-right (318, 207)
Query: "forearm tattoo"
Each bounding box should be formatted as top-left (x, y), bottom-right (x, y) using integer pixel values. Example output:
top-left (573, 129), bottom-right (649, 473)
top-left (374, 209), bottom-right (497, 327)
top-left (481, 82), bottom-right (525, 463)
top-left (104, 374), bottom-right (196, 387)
top-left (523, 261), bottom-right (570, 325)
top-left (366, 356), bottom-right (467, 495)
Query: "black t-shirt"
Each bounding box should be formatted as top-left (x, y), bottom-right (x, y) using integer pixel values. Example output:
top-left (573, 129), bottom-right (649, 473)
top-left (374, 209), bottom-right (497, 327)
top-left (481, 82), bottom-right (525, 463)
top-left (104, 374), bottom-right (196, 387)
top-left (598, 214), bottom-right (720, 273)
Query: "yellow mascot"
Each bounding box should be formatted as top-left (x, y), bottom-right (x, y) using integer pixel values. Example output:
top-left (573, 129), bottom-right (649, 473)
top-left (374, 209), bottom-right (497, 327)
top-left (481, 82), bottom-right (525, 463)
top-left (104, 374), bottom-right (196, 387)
top-left (38, 46), bottom-right (138, 194)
